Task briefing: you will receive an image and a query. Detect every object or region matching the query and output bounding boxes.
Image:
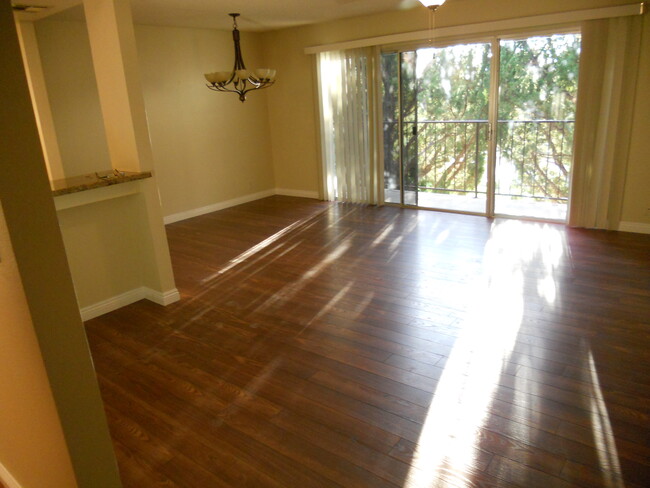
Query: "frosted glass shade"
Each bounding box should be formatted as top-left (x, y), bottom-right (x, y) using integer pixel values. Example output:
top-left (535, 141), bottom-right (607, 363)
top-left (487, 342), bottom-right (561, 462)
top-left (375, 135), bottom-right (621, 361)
top-left (418, 0), bottom-right (446, 8)
top-left (255, 68), bottom-right (276, 81)
top-left (235, 69), bottom-right (251, 81)
top-left (204, 71), bottom-right (231, 84)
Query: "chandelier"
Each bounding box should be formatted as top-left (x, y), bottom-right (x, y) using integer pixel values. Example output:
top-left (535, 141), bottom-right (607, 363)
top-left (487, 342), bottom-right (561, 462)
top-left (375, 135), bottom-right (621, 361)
top-left (418, 0), bottom-right (446, 10)
top-left (204, 14), bottom-right (276, 102)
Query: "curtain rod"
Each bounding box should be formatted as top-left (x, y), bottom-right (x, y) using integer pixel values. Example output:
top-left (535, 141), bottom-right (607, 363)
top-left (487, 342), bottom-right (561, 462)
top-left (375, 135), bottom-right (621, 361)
top-left (304, 2), bottom-right (645, 54)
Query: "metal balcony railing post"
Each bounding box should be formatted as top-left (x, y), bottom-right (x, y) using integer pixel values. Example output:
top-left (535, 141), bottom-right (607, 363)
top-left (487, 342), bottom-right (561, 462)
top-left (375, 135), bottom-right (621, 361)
top-left (474, 122), bottom-right (480, 198)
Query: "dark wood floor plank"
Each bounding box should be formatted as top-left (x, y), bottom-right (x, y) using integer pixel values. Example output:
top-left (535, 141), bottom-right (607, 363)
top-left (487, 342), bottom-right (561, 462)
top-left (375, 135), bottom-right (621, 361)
top-left (111, 438), bottom-right (181, 488)
top-left (151, 325), bottom-right (407, 455)
top-left (486, 454), bottom-right (574, 488)
top-left (103, 403), bottom-right (234, 488)
top-left (561, 459), bottom-right (647, 488)
top-left (269, 409), bottom-right (412, 486)
top-left (84, 196), bottom-right (650, 488)
top-left (101, 372), bottom-right (334, 488)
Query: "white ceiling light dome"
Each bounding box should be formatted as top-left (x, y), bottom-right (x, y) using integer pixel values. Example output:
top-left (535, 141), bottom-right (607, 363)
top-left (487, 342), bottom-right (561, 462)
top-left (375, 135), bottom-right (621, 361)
top-left (418, 0), bottom-right (447, 10)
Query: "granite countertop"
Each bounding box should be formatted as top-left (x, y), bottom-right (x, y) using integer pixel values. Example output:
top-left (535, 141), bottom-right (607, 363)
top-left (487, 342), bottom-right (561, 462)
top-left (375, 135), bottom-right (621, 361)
top-left (51, 170), bottom-right (152, 197)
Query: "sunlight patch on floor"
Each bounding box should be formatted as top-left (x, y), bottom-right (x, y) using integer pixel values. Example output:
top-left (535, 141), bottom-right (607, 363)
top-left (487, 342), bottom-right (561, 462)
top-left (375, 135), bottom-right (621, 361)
top-left (583, 345), bottom-right (624, 487)
top-left (387, 235), bottom-right (404, 260)
top-left (403, 219), bottom-right (570, 487)
top-left (371, 220), bottom-right (397, 248)
top-left (253, 236), bottom-right (354, 313)
top-left (300, 282), bottom-right (352, 332)
top-left (404, 221), bottom-right (528, 487)
top-left (203, 218), bottom-right (312, 282)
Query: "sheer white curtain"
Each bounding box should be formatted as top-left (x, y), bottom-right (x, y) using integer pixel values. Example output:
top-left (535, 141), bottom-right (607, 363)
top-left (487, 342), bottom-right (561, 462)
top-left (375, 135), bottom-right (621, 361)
top-left (317, 48), bottom-right (381, 204)
top-left (569, 16), bottom-right (643, 229)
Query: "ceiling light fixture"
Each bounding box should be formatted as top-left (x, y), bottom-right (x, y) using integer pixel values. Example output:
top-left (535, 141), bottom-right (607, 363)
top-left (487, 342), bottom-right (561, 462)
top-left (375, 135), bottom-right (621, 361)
top-left (11, 3), bottom-right (49, 13)
top-left (204, 13), bottom-right (276, 103)
top-left (418, 0), bottom-right (446, 11)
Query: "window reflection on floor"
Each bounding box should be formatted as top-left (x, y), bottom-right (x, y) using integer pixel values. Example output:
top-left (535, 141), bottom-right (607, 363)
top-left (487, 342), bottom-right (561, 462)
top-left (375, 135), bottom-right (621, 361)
top-left (404, 220), bottom-right (576, 486)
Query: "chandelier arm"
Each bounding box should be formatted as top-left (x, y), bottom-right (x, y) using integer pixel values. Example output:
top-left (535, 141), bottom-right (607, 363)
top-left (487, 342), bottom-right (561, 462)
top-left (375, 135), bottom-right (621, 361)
top-left (251, 80), bottom-right (275, 89)
top-left (206, 84), bottom-right (247, 102)
top-left (238, 78), bottom-right (251, 92)
top-left (206, 79), bottom-right (275, 103)
top-left (205, 77), bottom-right (275, 92)
top-left (206, 84), bottom-right (239, 93)
top-left (241, 80), bottom-right (275, 94)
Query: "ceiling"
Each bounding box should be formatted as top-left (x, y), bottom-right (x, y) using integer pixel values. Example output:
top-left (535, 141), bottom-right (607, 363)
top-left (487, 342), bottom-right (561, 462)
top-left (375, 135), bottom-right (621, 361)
top-left (14, 0), bottom-right (425, 31)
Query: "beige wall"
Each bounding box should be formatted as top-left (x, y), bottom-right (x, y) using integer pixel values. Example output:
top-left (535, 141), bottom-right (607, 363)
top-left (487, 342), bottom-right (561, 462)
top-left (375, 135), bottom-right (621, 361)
top-left (36, 20), bottom-right (276, 218)
top-left (262, 29), bottom-right (322, 196)
top-left (57, 195), bottom-right (145, 307)
top-left (36, 19), bottom-right (111, 177)
top-left (136, 25), bottom-right (275, 216)
top-left (0, 203), bottom-right (77, 488)
top-left (263, 0), bottom-right (650, 224)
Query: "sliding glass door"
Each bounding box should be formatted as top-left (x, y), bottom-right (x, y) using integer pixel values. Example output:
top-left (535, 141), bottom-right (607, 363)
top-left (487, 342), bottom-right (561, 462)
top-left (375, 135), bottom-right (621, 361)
top-left (382, 33), bottom-right (581, 221)
top-left (495, 35), bottom-right (580, 220)
top-left (382, 42), bottom-right (491, 211)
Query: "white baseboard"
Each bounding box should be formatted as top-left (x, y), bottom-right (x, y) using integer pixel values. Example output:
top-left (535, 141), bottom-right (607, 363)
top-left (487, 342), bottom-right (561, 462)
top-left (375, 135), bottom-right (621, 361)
top-left (274, 188), bottom-right (320, 199)
top-left (163, 189), bottom-right (276, 224)
top-left (619, 221), bottom-right (650, 235)
top-left (163, 189), bottom-right (321, 225)
top-left (80, 287), bottom-right (180, 321)
top-left (0, 462), bottom-right (22, 488)
top-left (143, 287), bottom-right (181, 306)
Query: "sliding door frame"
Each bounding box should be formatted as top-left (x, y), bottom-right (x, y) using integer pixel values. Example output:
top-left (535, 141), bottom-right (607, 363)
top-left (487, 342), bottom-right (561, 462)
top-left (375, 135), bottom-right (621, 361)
top-left (486, 38), bottom-right (500, 218)
top-left (378, 25), bottom-right (582, 222)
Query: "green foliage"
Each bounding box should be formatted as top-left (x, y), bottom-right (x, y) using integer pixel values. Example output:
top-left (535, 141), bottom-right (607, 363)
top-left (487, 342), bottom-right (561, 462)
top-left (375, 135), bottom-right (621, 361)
top-left (414, 44), bottom-right (491, 121)
top-left (499, 36), bottom-right (580, 121)
top-left (381, 34), bottom-right (581, 201)
top-left (381, 53), bottom-right (400, 192)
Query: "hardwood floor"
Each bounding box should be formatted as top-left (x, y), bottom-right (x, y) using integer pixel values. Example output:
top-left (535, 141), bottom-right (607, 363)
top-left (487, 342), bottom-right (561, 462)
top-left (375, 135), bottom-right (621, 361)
top-left (85, 196), bottom-right (650, 487)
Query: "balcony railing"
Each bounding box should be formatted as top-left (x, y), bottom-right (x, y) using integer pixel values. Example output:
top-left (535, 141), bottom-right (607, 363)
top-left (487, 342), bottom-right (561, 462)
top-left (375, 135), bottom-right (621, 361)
top-left (398, 119), bottom-right (575, 203)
